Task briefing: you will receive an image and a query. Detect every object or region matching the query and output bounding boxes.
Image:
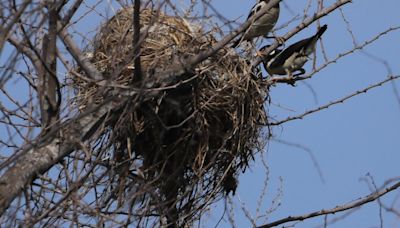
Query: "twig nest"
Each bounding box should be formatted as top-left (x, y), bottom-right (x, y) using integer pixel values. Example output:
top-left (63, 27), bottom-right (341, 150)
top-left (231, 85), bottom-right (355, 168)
top-left (73, 6), bottom-right (269, 225)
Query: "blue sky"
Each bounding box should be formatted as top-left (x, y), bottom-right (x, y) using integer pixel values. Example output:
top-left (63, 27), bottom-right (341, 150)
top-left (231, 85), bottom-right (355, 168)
top-left (206, 0), bottom-right (400, 227)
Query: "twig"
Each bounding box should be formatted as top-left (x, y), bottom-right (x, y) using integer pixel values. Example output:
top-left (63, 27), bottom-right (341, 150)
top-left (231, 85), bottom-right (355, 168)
top-left (0, 0), bottom-right (31, 53)
top-left (257, 180), bottom-right (400, 228)
top-left (132, 0), bottom-right (142, 84)
top-left (270, 75), bottom-right (400, 126)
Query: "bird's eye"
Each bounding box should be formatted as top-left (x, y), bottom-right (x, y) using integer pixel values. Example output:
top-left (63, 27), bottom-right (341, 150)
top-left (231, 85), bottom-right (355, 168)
top-left (255, 5), bottom-right (262, 12)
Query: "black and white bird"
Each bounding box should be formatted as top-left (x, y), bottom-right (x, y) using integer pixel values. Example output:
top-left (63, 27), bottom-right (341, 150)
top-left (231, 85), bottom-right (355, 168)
top-left (260, 24), bottom-right (328, 78)
top-left (231, 0), bottom-right (280, 48)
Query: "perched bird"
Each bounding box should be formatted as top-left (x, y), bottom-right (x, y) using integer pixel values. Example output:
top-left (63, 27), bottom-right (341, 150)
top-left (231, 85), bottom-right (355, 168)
top-left (260, 24), bottom-right (328, 78)
top-left (231, 0), bottom-right (280, 48)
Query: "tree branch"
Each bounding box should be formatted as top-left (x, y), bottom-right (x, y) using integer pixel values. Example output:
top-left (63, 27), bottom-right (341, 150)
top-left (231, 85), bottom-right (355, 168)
top-left (0, 0), bottom-right (31, 54)
top-left (0, 97), bottom-right (115, 216)
top-left (270, 75), bottom-right (400, 126)
top-left (132, 0), bottom-right (142, 84)
top-left (57, 22), bottom-right (103, 81)
top-left (257, 180), bottom-right (400, 228)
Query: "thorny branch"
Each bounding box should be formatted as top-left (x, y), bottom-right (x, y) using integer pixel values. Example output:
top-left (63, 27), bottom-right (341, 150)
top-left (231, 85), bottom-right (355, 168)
top-left (257, 180), bottom-right (400, 228)
top-left (270, 75), bottom-right (400, 126)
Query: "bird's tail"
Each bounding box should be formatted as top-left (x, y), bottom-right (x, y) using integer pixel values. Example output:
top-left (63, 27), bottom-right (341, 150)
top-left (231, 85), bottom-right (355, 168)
top-left (315, 24), bottom-right (328, 39)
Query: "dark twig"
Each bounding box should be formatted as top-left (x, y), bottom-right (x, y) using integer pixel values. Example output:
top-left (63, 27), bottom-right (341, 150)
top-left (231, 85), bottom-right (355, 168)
top-left (132, 0), bottom-right (142, 84)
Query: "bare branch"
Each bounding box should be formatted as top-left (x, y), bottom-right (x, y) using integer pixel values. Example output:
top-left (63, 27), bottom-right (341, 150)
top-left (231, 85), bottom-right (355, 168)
top-left (57, 22), bottom-right (103, 80)
top-left (271, 75), bottom-right (400, 126)
top-left (0, 0), bottom-right (31, 53)
top-left (0, 97), bottom-right (114, 216)
top-left (132, 0), bottom-right (142, 84)
top-left (257, 180), bottom-right (400, 228)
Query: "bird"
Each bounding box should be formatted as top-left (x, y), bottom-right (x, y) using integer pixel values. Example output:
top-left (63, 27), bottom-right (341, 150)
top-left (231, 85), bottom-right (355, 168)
top-left (260, 24), bottom-right (328, 79)
top-left (231, 0), bottom-right (280, 48)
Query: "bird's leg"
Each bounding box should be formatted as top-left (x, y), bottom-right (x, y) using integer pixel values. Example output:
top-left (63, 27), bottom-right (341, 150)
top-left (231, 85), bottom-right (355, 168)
top-left (285, 69), bottom-right (296, 86)
top-left (264, 34), bottom-right (285, 46)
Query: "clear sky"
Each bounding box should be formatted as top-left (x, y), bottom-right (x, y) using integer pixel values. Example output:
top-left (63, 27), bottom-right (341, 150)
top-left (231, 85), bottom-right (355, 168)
top-left (1, 0), bottom-right (399, 227)
top-left (206, 0), bottom-right (400, 227)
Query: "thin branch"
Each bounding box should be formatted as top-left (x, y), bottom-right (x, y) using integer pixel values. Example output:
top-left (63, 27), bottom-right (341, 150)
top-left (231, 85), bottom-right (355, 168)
top-left (270, 75), bottom-right (400, 126)
top-left (132, 0), bottom-right (142, 84)
top-left (0, 0), bottom-right (31, 53)
top-left (61, 0), bottom-right (84, 27)
top-left (257, 180), bottom-right (400, 228)
top-left (57, 21), bottom-right (103, 80)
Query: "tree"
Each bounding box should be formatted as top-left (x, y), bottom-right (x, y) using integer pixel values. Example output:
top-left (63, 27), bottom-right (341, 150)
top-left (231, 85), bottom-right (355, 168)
top-left (0, 0), bottom-right (399, 227)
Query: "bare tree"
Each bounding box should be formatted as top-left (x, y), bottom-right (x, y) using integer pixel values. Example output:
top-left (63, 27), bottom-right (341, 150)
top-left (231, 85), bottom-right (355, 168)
top-left (0, 0), bottom-right (399, 227)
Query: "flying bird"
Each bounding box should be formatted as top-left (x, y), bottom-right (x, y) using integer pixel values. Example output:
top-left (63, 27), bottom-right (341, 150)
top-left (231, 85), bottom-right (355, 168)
top-left (231, 0), bottom-right (280, 48)
top-left (260, 24), bottom-right (328, 78)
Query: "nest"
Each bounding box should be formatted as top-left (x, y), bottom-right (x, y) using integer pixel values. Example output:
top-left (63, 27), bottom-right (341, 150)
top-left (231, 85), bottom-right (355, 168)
top-left (73, 7), bottom-right (269, 226)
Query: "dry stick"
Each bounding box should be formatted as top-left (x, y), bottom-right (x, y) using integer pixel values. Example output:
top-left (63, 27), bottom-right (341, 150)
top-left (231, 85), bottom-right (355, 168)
top-left (56, 0), bottom-right (104, 81)
top-left (132, 0), bottom-right (142, 84)
top-left (60, 0), bottom-right (84, 28)
top-left (30, 160), bottom-right (100, 224)
top-left (39, 2), bottom-right (60, 132)
top-left (270, 75), bottom-right (400, 126)
top-left (7, 36), bottom-right (41, 70)
top-left (57, 23), bottom-right (103, 81)
top-left (257, 180), bottom-right (400, 228)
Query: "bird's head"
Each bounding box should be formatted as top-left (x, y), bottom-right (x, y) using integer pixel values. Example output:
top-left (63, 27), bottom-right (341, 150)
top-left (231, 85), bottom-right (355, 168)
top-left (261, 0), bottom-right (280, 8)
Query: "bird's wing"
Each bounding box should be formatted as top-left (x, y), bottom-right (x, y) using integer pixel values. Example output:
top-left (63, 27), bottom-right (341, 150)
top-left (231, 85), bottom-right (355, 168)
top-left (269, 39), bottom-right (310, 68)
top-left (270, 25), bottom-right (327, 68)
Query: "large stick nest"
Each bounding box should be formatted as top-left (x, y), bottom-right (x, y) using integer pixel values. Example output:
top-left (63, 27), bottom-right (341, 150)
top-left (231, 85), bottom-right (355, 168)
top-left (73, 6), bottom-right (270, 226)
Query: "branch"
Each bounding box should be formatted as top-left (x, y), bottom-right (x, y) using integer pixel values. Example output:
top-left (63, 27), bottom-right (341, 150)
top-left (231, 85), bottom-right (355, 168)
top-left (270, 75), bottom-right (400, 126)
top-left (257, 180), bottom-right (400, 228)
top-left (7, 36), bottom-right (41, 70)
top-left (0, 96), bottom-right (115, 216)
top-left (39, 2), bottom-right (60, 131)
top-left (61, 0), bottom-right (84, 27)
top-left (0, 0), bottom-right (31, 54)
top-left (57, 22), bottom-right (103, 81)
top-left (132, 0), bottom-right (142, 84)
